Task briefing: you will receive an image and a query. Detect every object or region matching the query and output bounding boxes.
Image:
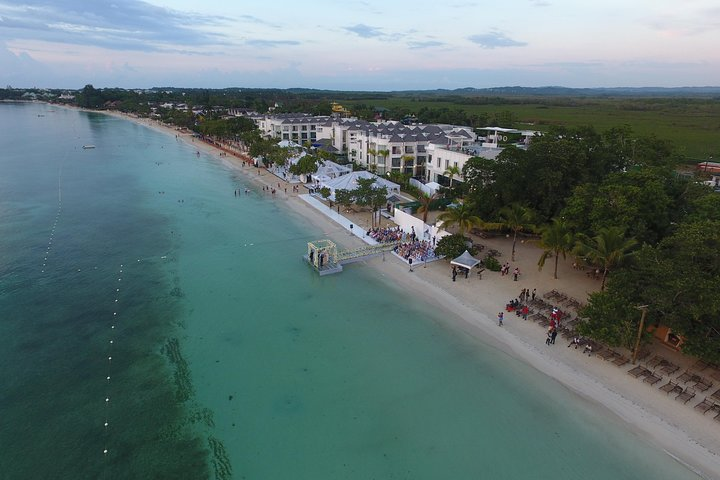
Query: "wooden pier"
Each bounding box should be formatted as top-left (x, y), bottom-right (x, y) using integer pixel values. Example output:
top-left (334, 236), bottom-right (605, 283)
top-left (305, 239), bottom-right (399, 275)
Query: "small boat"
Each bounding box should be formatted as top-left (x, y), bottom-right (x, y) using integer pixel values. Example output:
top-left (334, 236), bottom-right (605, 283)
top-left (82, 145), bottom-right (96, 149)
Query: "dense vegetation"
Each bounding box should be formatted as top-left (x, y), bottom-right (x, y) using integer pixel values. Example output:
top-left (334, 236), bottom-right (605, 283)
top-left (457, 124), bottom-right (720, 362)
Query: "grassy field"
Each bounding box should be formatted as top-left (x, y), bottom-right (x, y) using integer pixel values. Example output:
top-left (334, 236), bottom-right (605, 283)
top-left (357, 97), bottom-right (720, 160)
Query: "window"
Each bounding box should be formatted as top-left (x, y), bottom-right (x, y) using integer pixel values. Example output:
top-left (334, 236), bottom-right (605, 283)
top-left (391, 157), bottom-right (401, 167)
top-left (445, 159), bottom-right (449, 170)
top-left (417, 156), bottom-right (426, 164)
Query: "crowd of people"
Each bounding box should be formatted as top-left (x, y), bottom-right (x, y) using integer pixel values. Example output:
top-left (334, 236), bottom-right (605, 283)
top-left (394, 239), bottom-right (436, 263)
top-left (367, 226), bottom-right (403, 243)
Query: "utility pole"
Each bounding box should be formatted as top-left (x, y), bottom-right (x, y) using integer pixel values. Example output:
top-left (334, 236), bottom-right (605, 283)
top-left (632, 305), bottom-right (649, 364)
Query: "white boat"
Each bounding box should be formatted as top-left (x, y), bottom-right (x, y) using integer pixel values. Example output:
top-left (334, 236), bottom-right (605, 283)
top-left (82, 145), bottom-right (96, 149)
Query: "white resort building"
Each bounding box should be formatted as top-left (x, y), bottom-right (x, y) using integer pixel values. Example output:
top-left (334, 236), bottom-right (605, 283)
top-left (247, 111), bottom-right (538, 187)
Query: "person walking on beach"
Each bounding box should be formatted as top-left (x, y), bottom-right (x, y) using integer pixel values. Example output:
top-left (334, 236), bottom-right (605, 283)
top-left (408, 258), bottom-right (413, 272)
top-left (497, 312), bottom-right (504, 326)
top-left (546, 329), bottom-right (553, 345)
top-left (521, 304), bottom-right (529, 320)
top-left (452, 265), bottom-right (457, 282)
top-left (531, 288), bottom-right (536, 301)
top-left (513, 267), bottom-right (520, 281)
top-left (550, 328), bottom-right (558, 345)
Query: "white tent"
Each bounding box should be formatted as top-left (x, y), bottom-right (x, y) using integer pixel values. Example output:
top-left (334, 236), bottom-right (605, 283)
top-left (451, 250), bottom-right (482, 269)
top-left (319, 171), bottom-right (400, 201)
top-left (310, 160), bottom-right (352, 184)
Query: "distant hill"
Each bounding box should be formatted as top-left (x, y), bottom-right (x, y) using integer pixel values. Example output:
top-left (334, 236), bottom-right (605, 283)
top-left (389, 86), bottom-right (720, 97)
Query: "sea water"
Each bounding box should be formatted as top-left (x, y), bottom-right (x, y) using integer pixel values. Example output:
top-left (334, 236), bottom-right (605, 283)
top-left (0, 103), bottom-right (703, 479)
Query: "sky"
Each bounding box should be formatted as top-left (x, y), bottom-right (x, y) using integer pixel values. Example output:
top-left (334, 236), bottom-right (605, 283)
top-left (0, 0), bottom-right (718, 90)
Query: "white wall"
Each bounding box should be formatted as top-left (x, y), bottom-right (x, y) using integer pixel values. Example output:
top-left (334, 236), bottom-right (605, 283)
top-left (392, 209), bottom-right (451, 242)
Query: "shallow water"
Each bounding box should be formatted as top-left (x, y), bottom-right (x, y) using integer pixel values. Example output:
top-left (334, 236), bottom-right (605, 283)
top-left (0, 103), bottom-right (702, 479)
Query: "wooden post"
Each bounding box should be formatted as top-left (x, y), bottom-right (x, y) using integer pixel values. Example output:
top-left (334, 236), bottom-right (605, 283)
top-left (632, 305), bottom-right (648, 364)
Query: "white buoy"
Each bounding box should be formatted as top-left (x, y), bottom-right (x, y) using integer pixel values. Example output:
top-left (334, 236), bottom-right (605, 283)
top-left (104, 422), bottom-right (109, 427)
top-left (103, 449), bottom-right (108, 454)
top-left (113, 312), bottom-right (117, 316)
top-left (108, 356), bottom-right (112, 361)
top-left (111, 325), bottom-right (115, 329)
top-left (106, 376), bottom-right (110, 381)
top-left (105, 397), bottom-right (109, 402)
top-left (116, 288), bottom-right (119, 292)
top-left (109, 340), bottom-right (113, 344)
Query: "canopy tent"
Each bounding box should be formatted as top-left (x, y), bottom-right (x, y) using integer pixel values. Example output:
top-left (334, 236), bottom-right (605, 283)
top-left (450, 250), bottom-right (482, 270)
top-left (319, 170), bottom-right (400, 201)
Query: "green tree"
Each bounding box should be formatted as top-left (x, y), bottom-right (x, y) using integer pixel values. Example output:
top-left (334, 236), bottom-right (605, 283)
top-left (416, 191), bottom-right (438, 224)
top-left (497, 203), bottom-right (534, 261)
top-left (335, 189), bottom-right (354, 212)
top-left (353, 177), bottom-right (388, 228)
top-left (367, 147), bottom-right (377, 172)
top-left (444, 164), bottom-right (461, 188)
top-left (435, 234), bottom-right (474, 259)
top-left (437, 204), bottom-right (483, 236)
top-left (319, 186), bottom-right (332, 208)
top-left (377, 149), bottom-right (390, 173)
top-left (289, 154), bottom-right (319, 176)
top-left (574, 226), bottom-right (638, 290)
top-left (537, 218), bottom-right (575, 279)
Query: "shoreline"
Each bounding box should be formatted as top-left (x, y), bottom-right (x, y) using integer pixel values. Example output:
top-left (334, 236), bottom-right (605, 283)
top-left (99, 108), bottom-right (720, 479)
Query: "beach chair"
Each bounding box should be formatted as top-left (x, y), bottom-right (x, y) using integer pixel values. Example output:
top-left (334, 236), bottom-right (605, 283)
top-left (691, 359), bottom-right (709, 371)
top-left (628, 365), bottom-right (650, 378)
top-left (676, 387), bottom-right (696, 404)
top-left (597, 349), bottom-right (616, 361)
top-left (613, 355), bottom-right (629, 367)
top-left (659, 381), bottom-right (683, 396)
top-left (695, 380), bottom-right (712, 393)
top-left (660, 362), bottom-right (679, 375)
top-left (643, 372), bottom-right (663, 386)
top-left (677, 370), bottom-right (694, 383)
top-left (694, 398), bottom-right (715, 414)
top-left (710, 388), bottom-right (720, 403)
top-left (646, 355), bottom-right (665, 369)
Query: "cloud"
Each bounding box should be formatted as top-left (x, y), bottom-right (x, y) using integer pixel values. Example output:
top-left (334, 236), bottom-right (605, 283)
top-left (468, 31), bottom-right (527, 48)
top-left (0, 0), bottom-right (230, 52)
top-left (529, 0), bottom-right (551, 6)
top-left (408, 40), bottom-right (445, 49)
top-left (343, 24), bottom-right (384, 38)
top-left (238, 14), bottom-right (280, 29)
top-left (527, 61), bottom-right (603, 68)
top-left (245, 39), bottom-right (300, 48)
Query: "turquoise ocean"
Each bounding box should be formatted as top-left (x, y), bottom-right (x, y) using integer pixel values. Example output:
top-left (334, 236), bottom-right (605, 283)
top-left (0, 103), bottom-right (703, 479)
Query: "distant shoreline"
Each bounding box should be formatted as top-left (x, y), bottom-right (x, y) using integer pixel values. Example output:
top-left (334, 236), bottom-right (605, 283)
top-left (71, 105), bottom-right (720, 479)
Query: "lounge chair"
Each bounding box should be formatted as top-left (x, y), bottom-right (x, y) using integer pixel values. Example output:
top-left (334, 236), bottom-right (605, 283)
top-left (660, 363), bottom-right (679, 375)
top-left (643, 372), bottom-right (663, 386)
top-left (677, 370), bottom-right (694, 383)
top-left (676, 387), bottom-right (696, 404)
top-left (657, 381), bottom-right (683, 396)
top-left (710, 388), bottom-right (720, 402)
top-left (613, 355), bottom-right (629, 367)
top-left (646, 355), bottom-right (664, 369)
top-left (694, 398), bottom-right (715, 414)
top-left (597, 349), bottom-right (616, 361)
top-left (695, 380), bottom-right (712, 393)
top-left (628, 365), bottom-right (650, 378)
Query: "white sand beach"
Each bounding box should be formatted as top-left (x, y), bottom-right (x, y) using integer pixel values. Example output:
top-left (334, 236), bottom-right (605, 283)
top-left (108, 110), bottom-right (720, 479)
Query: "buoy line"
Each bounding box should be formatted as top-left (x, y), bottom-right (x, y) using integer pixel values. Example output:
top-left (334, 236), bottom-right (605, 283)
top-left (43, 167), bottom-right (64, 274)
top-left (103, 262), bottom-right (123, 457)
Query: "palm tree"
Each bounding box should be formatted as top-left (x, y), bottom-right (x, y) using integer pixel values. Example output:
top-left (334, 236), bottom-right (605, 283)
top-left (574, 226), bottom-right (638, 290)
top-left (377, 148), bottom-right (390, 174)
top-left (537, 218), bottom-right (575, 279)
top-left (444, 164), bottom-right (461, 188)
top-left (416, 191), bottom-right (438, 224)
top-left (498, 203), bottom-right (535, 261)
top-left (367, 147), bottom-right (377, 172)
top-left (437, 204), bottom-right (483, 237)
